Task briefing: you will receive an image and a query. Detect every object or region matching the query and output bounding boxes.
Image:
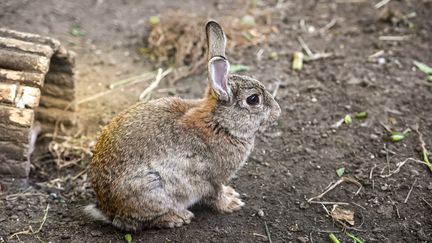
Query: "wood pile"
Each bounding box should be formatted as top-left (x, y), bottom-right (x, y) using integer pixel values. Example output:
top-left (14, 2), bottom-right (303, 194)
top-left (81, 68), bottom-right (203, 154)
top-left (0, 29), bottom-right (77, 179)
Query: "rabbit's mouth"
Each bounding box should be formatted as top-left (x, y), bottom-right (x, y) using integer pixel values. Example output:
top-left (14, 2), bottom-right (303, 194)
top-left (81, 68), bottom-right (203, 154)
top-left (258, 101), bottom-right (281, 133)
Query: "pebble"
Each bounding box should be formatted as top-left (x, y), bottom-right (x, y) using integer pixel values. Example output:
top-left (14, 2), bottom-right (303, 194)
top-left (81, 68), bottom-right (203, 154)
top-left (378, 57), bottom-right (386, 65)
top-left (381, 184), bottom-right (390, 191)
top-left (299, 202), bottom-right (309, 209)
top-left (0, 216), bottom-right (6, 222)
top-left (410, 169), bottom-right (420, 176)
top-left (297, 236), bottom-right (308, 243)
top-left (370, 134), bottom-right (379, 140)
top-left (16, 205), bottom-right (26, 211)
top-left (321, 133), bottom-right (328, 138)
top-left (427, 183), bottom-right (432, 190)
top-left (257, 209), bottom-right (265, 217)
top-left (90, 230), bottom-right (103, 237)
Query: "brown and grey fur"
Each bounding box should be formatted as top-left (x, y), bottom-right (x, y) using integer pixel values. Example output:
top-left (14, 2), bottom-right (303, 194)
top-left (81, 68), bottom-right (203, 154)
top-left (85, 21), bottom-right (281, 231)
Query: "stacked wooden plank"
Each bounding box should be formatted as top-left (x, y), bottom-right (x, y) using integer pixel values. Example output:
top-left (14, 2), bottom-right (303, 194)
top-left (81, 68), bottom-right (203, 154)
top-left (0, 29), bottom-right (77, 179)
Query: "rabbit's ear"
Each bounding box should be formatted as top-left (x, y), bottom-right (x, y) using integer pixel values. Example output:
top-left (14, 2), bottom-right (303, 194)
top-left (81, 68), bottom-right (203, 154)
top-left (208, 56), bottom-right (231, 102)
top-left (206, 21), bottom-right (226, 59)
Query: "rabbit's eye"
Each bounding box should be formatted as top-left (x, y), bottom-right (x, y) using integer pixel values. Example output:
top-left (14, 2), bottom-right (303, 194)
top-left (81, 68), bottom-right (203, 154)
top-left (246, 94), bottom-right (260, 106)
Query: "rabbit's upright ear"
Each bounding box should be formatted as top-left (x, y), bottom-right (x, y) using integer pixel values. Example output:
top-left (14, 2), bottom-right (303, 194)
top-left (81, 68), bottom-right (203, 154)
top-left (208, 56), bottom-right (230, 101)
top-left (206, 21), bottom-right (231, 102)
top-left (206, 21), bottom-right (226, 59)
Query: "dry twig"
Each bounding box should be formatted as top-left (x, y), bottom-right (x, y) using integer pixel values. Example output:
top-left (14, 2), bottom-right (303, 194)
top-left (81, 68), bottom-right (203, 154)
top-left (264, 221), bottom-right (273, 243)
top-left (380, 158), bottom-right (426, 178)
top-left (307, 176), bottom-right (362, 202)
top-left (414, 125), bottom-right (432, 173)
top-left (9, 204), bottom-right (50, 241)
top-left (375, 0), bottom-right (391, 9)
top-left (139, 68), bottom-right (172, 101)
top-left (404, 178), bottom-right (417, 204)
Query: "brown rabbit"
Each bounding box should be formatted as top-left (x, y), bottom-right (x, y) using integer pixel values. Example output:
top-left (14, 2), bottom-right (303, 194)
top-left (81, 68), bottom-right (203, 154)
top-left (85, 21), bottom-right (281, 231)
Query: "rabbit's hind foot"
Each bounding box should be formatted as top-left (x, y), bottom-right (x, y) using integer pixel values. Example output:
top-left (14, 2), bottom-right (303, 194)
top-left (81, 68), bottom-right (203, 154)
top-left (152, 209), bottom-right (194, 228)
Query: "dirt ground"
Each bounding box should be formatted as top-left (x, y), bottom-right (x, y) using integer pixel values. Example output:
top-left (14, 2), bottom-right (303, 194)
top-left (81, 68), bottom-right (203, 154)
top-left (1, 0), bottom-right (432, 242)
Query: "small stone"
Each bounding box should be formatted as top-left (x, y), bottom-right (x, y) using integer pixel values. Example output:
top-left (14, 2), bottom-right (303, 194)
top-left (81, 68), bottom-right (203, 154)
top-left (90, 230), bottom-right (103, 237)
top-left (10, 215), bottom-right (18, 220)
top-left (16, 205), bottom-right (26, 211)
top-left (410, 169), bottom-right (420, 176)
top-left (378, 57), bottom-right (386, 65)
top-left (427, 183), bottom-right (432, 190)
top-left (299, 202), bottom-right (309, 209)
top-left (297, 236), bottom-right (308, 243)
top-left (61, 234), bottom-right (71, 239)
top-left (257, 209), bottom-right (265, 217)
top-left (381, 184), bottom-right (390, 191)
top-left (370, 134), bottom-right (379, 140)
top-left (0, 216), bottom-right (6, 222)
top-left (321, 133), bottom-right (328, 138)
top-left (311, 97), bottom-right (317, 102)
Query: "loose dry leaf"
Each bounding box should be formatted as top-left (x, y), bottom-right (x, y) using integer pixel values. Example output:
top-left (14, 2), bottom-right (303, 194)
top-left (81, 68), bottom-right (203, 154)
top-left (331, 205), bottom-right (355, 226)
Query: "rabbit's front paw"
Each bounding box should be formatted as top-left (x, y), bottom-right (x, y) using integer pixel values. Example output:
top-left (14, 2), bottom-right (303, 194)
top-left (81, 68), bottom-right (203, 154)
top-left (214, 185), bottom-right (245, 213)
top-left (153, 210), bottom-right (194, 228)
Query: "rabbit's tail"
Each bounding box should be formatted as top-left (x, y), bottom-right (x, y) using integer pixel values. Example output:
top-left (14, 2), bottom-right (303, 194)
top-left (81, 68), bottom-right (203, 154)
top-left (84, 204), bottom-right (111, 223)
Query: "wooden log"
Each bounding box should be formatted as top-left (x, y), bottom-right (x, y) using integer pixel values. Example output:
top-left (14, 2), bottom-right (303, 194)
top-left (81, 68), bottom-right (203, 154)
top-left (0, 49), bottom-right (50, 74)
top-left (46, 47), bottom-right (76, 75)
top-left (40, 83), bottom-right (75, 101)
top-left (44, 71), bottom-right (75, 89)
top-left (0, 28), bottom-right (60, 50)
top-left (0, 105), bottom-right (34, 128)
top-left (48, 62), bottom-right (74, 75)
top-left (0, 161), bottom-right (30, 178)
top-left (0, 141), bottom-right (28, 161)
top-left (0, 160), bottom-right (29, 178)
top-left (35, 107), bottom-right (77, 126)
top-left (0, 36), bottom-right (54, 57)
top-left (39, 95), bottom-right (76, 111)
top-left (0, 123), bottom-right (31, 144)
top-left (52, 46), bottom-right (75, 65)
top-left (0, 28), bottom-right (79, 179)
top-left (0, 84), bottom-right (42, 108)
top-left (0, 83), bottom-right (17, 104)
top-left (0, 68), bottom-right (45, 87)
top-left (14, 85), bottom-right (41, 108)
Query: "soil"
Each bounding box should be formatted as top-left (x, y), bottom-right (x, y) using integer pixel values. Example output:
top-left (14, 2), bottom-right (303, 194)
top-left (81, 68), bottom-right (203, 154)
top-left (1, 0), bottom-right (432, 242)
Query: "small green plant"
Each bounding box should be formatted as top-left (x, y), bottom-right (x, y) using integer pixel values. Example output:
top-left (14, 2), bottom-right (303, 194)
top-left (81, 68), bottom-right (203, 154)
top-left (336, 167), bottom-right (345, 177)
top-left (229, 64), bottom-right (250, 73)
top-left (69, 24), bottom-right (84, 36)
top-left (346, 232), bottom-right (363, 243)
top-left (413, 61), bottom-right (432, 81)
top-left (344, 114), bottom-right (352, 124)
top-left (389, 128), bottom-right (411, 142)
top-left (148, 16), bottom-right (160, 26)
top-left (328, 233), bottom-right (340, 243)
top-left (124, 233), bottom-right (132, 243)
top-left (355, 111), bottom-right (368, 119)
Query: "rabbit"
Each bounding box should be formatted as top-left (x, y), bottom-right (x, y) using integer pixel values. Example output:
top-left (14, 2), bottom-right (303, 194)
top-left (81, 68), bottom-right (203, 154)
top-left (84, 20), bottom-right (281, 231)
